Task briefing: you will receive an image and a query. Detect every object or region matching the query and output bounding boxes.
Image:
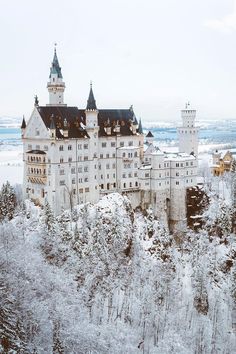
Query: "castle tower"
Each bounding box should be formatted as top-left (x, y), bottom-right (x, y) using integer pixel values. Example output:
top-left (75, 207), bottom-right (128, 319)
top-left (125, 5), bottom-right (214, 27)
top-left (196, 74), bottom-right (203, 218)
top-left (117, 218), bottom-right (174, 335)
top-left (47, 46), bottom-right (66, 106)
top-left (177, 102), bottom-right (199, 156)
top-left (85, 82), bottom-right (98, 128)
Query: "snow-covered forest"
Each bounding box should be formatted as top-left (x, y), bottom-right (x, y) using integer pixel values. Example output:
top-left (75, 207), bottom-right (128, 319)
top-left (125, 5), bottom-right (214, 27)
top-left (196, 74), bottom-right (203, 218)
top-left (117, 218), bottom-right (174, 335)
top-left (1, 177), bottom-right (236, 354)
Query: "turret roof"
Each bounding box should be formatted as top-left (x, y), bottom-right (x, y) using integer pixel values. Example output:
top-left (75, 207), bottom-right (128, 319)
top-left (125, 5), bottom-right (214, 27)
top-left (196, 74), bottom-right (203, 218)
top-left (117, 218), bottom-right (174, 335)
top-left (86, 84), bottom-right (97, 110)
top-left (21, 116), bottom-right (26, 129)
top-left (49, 48), bottom-right (63, 79)
top-left (146, 131), bottom-right (154, 138)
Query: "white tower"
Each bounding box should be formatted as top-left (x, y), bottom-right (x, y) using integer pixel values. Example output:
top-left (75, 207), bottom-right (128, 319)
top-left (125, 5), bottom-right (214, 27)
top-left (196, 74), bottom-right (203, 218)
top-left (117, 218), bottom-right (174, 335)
top-left (177, 103), bottom-right (199, 156)
top-left (47, 46), bottom-right (66, 106)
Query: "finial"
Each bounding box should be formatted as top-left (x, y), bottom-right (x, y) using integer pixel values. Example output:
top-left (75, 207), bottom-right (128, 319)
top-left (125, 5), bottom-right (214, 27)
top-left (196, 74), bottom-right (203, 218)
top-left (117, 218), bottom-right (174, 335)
top-left (54, 42), bottom-right (57, 52)
top-left (34, 95), bottom-right (39, 107)
top-left (185, 101), bottom-right (190, 109)
top-left (90, 80), bottom-right (93, 89)
top-left (130, 104), bottom-right (133, 112)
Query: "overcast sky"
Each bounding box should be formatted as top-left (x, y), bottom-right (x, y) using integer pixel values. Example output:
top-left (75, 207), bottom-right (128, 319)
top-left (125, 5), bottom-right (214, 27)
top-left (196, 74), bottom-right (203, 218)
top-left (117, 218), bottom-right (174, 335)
top-left (1, 0), bottom-right (236, 122)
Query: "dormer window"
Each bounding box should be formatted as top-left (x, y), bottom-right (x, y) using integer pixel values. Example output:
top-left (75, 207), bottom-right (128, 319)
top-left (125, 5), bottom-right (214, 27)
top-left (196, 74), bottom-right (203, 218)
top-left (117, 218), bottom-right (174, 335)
top-left (36, 129), bottom-right (40, 136)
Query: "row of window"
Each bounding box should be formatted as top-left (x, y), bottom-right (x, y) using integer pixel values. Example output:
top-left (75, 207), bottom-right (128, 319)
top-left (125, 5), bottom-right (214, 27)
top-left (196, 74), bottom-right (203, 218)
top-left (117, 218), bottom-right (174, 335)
top-left (122, 172), bottom-right (138, 178)
top-left (28, 144), bottom-right (48, 151)
top-left (27, 168), bottom-right (46, 175)
top-left (27, 156), bottom-right (46, 163)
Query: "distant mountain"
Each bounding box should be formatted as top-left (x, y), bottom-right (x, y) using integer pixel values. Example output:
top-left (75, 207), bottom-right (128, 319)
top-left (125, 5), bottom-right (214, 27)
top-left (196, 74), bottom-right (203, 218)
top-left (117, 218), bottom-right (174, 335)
top-left (0, 116), bottom-right (22, 128)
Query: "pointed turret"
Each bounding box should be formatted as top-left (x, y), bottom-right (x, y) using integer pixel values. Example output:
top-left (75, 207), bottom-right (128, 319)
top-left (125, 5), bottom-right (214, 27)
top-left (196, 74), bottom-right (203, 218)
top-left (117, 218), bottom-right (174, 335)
top-left (47, 45), bottom-right (66, 106)
top-left (21, 116), bottom-right (26, 129)
top-left (49, 47), bottom-right (63, 79)
top-left (138, 118), bottom-right (143, 134)
top-left (86, 82), bottom-right (97, 110)
top-left (85, 82), bottom-right (98, 128)
top-left (146, 130), bottom-right (154, 144)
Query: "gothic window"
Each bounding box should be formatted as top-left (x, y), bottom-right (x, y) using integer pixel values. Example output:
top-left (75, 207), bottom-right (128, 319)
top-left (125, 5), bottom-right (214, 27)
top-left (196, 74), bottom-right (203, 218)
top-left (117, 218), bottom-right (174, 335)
top-left (60, 158), bottom-right (64, 163)
top-left (134, 151), bottom-right (138, 157)
top-left (135, 181), bottom-right (138, 187)
top-left (130, 182), bottom-right (132, 187)
top-left (59, 145), bottom-right (63, 151)
top-left (176, 163), bottom-right (179, 167)
top-left (68, 145), bottom-right (72, 150)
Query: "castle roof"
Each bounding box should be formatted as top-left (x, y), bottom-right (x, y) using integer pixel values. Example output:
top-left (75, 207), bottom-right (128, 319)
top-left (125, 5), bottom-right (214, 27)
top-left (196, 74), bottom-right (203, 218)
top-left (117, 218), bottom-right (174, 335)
top-left (36, 106), bottom-right (139, 139)
top-left (146, 131), bottom-right (154, 138)
top-left (86, 84), bottom-right (97, 110)
top-left (21, 116), bottom-right (26, 129)
top-left (49, 48), bottom-right (63, 79)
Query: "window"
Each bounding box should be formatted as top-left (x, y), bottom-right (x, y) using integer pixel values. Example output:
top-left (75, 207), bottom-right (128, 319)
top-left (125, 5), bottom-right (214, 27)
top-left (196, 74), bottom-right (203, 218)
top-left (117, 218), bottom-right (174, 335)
top-left (71, 167), bottom-right (75, 174)
top-left (134, 172), bottom-right (138, 177)
top-left (85, 187), bottom-right (89, 192)
top-left (106, 164), bottom-right (110, 169)
top-left (101, 184), bottom-right (104, 189)
top-left (186, 162), bottom-right (189, 166)
top-left (94, 153), bottom-right (97, 158)
top-left (123, 153), bottom-right (126, 157)
top-left (59, 145), bottom-right (63, 151)
top-left (60, 180), bottom-right (65, 186)
top-left (78, 144), bottom-right (82, 150)
top-left (78, 155), bottom-right (83, 161)
top-left (84, 156), bottom-right (88, 161)
top-left (130, 182), bottom-right (132, 187)
top-left (68, 157), bottom-right (72, 162)
top-left (124, 183), bottom-right (126, 188)
top-left (113, 182), bottom-right (116, 188)
top-left (44, 145), bottom-right (48, 151)
top-left (159, 183), bottom-right (161, 187)
top-left (134, 151), bottom-right (138, 157)
top-left (113, 173), bottom-right (116, 178)
top-left (128, 141), bottom-right (133, 146)
top-left (84, 166), bottom-right (88, 172)
top-left (112, 153), bottom-right (115, 158)
top-left (60, 169), bottom-right (64, 175)
top-left (107, 174), bottom-right (109, 179)
top-left (176, 172), bottom-right (179, 176)
top-left (112, 163), bottom-right (116, 169)
top-left (176, 163), bottom-right (179, 167)
top-left (134, 162), bottom-right (138, 168)
top-left (123, 173), bottom-right (126, 178)
top-left (135, 181), bottom-right (138, 187)
top-left (181, 163), bottom-right (183, 167)
top-left (98, 164), bottom-right (101, 170)
top-left (106, 153), bottom-right (109, 158)
top-left (111, 142), bottom-right (115, 147)
top-left (128, 172), bottom-right (132, 178)
top-left (84, 177), bottom-right (88, 182)
top-left (79, 188), bottom-right (83, 193)
top-left (36, 145), bottom-right (40, 150)
top-left (79, 178), bottom-right (83, 183)
top-left (68, 145), bottom-right (72, 150)
top-left (36, 129), bottom-right (40, 136)
top-left (101, 174), bottom-right (103, 179)
top-left (72, 178), bottom-right (76, 184)
top-left (120, 142), bottom-right (124, 147)
top-left (190, 162), bottom-right (193, 166)
top-left (159, 173), bottom-right (161, 178)
top-left (100, 154), bottom-right (103, 158)
top-left (28, 144), bottom-right (32, 150)
top-left (78, 167), bottom-right (82, 173)
top-left (102, 142), bottom-right (106, 148)
top-left (145, 173), bottom-right (149, 178)
top-left (176, 181), bottom-right (179, 185)
top-left (84, 144), bottom-right (88, 149)
top-left (60, 158), bottom-right (64, 163)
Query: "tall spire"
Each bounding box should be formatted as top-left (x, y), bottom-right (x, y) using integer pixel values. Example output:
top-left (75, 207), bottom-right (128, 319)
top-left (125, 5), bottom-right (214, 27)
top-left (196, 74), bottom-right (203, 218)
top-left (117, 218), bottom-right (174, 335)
top-left (21, 115), bottom-right (26, 129)
top-left (47, 45), bottom-right (66, 106)
top-left (138, 118), bottom-right (143, 134)
top-left (86, 82), bottom-right (97, 110)
top-left (49, 45), bottom-right (63, 79)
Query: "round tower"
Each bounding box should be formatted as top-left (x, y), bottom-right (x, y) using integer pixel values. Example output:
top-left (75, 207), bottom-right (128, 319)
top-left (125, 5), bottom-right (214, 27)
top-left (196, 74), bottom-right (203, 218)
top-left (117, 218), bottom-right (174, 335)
top-left (47, 46), bottom-right (66, 106)
top-left (177, 102), bottom-right (199, 156)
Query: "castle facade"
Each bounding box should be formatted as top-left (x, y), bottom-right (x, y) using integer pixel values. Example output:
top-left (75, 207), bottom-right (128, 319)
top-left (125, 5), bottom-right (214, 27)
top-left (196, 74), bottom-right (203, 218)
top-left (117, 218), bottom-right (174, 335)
top-left (21, 49), bottom-right (199, 229)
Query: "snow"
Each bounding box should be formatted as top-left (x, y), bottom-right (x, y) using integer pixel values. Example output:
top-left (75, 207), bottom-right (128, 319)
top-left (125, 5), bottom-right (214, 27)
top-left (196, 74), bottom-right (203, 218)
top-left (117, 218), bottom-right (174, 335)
top-left (0, 149), bottom-right (23, 186)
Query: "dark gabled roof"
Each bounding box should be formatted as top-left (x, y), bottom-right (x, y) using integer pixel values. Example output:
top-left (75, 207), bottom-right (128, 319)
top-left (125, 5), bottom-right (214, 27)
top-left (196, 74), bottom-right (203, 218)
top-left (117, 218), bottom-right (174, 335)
top-left (21, 116), bottom-right (26, 129)
top-left (49, 48), bottom-right (63, 79)
top-left (37, 106), bottom-right (140, 138)
top-left (98, 109), bottom-right (138, 136)
top-left (86, 85), bottom-right (97, 110)
top-left (37, 106), bottom-right (89, 139)
top-left (146, 131), bottom-right (154, 138)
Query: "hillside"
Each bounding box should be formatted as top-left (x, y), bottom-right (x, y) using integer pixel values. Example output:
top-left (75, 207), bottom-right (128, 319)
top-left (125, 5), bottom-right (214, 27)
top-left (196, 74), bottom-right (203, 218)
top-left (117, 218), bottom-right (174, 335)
top-left (0, 191), bottom-right (236, 353)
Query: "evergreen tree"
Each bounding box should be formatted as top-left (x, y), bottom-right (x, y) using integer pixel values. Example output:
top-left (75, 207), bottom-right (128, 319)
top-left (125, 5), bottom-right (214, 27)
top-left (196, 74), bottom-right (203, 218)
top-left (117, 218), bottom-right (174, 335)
top-left (0, 181), bottom-right (17, 222)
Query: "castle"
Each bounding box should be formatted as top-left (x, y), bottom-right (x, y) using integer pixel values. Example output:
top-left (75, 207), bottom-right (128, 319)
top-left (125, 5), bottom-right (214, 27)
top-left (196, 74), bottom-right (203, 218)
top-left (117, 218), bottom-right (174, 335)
top-left (21, 48), bottom-right (199, 229)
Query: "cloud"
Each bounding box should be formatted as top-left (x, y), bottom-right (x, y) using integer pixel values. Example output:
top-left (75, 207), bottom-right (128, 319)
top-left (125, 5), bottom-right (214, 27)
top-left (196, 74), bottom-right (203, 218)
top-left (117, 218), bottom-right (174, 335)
top-left (205, 1), bottom-right (236, 33)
